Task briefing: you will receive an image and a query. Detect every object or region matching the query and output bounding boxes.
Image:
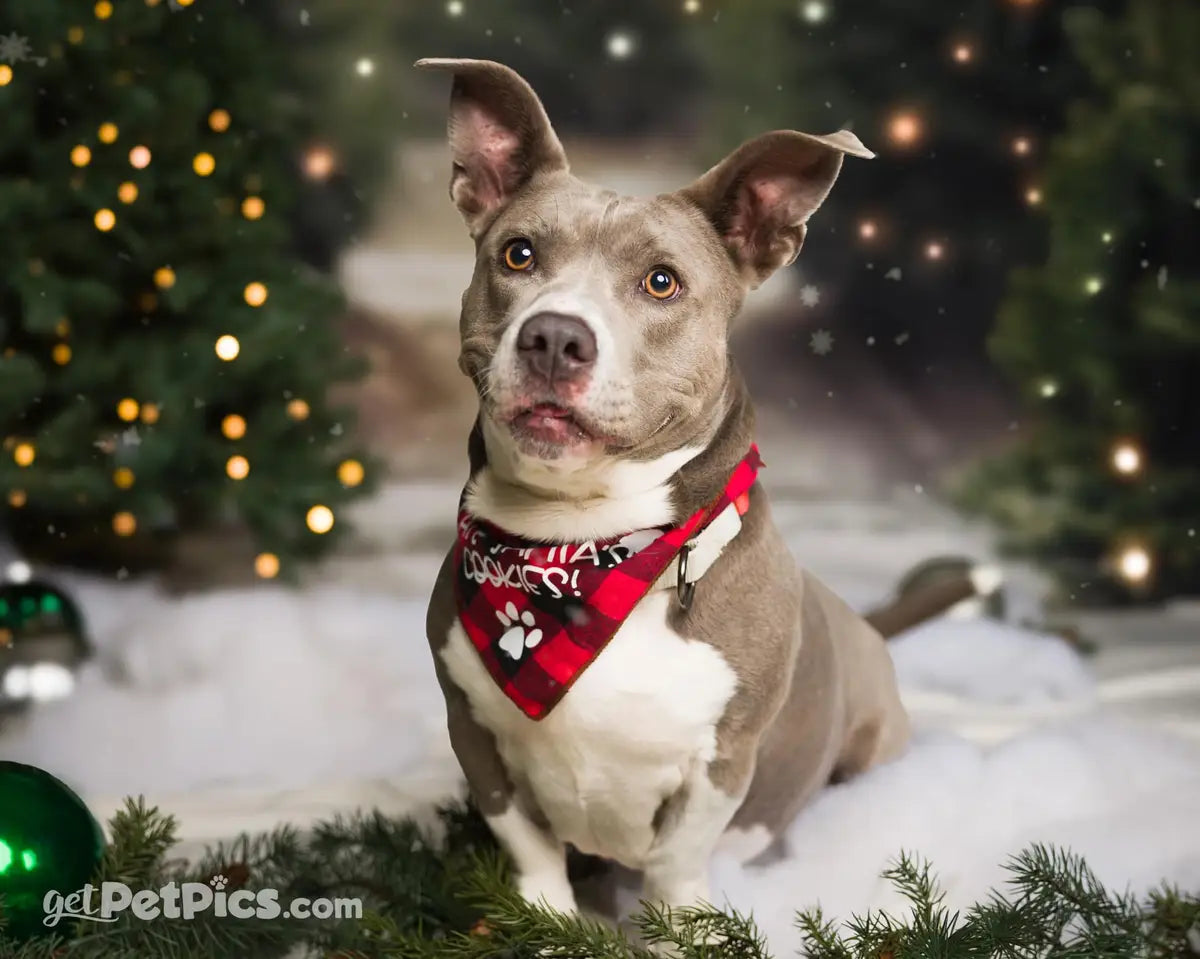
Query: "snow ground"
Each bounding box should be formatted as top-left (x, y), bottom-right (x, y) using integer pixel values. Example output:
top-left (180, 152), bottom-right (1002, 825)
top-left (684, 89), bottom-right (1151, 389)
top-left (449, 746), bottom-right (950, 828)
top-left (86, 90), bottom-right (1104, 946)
top-left (3, 476), bottom-right (1199, 954)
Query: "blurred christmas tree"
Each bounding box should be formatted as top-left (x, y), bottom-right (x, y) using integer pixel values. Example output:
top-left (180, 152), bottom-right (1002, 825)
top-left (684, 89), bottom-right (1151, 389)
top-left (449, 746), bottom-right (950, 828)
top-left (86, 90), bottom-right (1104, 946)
top-left (957, 0), bottom-right (1200, 602)
top-left (690, 0), bottom-right (1123, 459)
top-left (0, 0), bottom-right (375, 575)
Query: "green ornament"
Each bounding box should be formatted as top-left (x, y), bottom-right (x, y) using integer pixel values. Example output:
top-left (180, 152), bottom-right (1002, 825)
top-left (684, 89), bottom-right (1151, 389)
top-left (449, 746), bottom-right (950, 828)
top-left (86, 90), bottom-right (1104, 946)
top-left (0, 762), bottom-right (104, 942)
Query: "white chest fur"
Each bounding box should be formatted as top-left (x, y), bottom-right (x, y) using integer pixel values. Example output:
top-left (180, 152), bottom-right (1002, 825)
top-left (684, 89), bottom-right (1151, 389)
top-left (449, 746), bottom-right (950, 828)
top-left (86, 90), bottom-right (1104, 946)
top-left (440, 589), bottom-right (737, 868)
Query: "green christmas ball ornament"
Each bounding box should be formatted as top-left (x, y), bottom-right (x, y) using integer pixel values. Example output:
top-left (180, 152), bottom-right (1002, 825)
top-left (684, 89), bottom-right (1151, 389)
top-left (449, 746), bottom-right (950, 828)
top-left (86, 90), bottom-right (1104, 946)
top-left (0, 762), bottom-right (104, 942)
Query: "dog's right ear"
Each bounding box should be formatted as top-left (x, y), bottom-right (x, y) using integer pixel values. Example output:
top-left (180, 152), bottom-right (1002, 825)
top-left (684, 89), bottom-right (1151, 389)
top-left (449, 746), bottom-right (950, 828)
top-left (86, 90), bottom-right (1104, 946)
top-left (416, 58), bottom-right (568, 238)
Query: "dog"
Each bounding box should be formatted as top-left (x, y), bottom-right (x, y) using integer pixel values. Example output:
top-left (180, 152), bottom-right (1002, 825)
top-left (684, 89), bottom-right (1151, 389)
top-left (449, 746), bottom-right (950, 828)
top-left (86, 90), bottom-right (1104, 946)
top-left (420, 57), bottom-right (927, 916)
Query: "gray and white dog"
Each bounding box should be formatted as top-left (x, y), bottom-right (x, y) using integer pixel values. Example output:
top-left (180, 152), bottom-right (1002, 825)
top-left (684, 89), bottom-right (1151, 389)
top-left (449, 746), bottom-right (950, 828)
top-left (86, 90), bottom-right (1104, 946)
top-left (421, 58), bottom-right (912, 916)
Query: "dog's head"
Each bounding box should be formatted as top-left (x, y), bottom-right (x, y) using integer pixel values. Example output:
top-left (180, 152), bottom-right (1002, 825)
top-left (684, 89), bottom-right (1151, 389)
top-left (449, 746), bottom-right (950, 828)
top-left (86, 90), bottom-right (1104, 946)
top-left (418, 58), bottom-right (871, 487)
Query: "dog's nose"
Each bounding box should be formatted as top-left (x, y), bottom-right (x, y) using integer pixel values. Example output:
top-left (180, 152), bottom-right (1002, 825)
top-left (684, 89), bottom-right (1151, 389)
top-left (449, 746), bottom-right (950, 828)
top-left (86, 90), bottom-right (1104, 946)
top-left (516, 313), bottom-right (598, 382)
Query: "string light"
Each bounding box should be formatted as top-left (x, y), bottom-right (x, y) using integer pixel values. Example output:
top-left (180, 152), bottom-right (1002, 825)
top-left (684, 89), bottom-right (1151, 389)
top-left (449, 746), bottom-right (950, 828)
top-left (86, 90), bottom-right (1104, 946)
top-left (1111, 441), bottom-right (1142, 475)
top-left (208, 109), bottom-right (231, 133)
top-left (226, 455), bottom-right (250, 480)
top-left (118, 181), bottom-right (138, 204)
top-left (52, 344), bottom-right (72, 365)
top-left (605, 31), bottom-right (636, 60)
top-left (306, 505), bottom-right (334, 534)
top-left (1012, 136), bottom-right (1032, 156)
top-left (1084, 276), bottom-right (1103, 295)
top-left (13, 443), bottom-right (35, 467)
top-left (112, 512), bottom-right (137, 537)
top-left (129, 145), bottom-right (151, 169)
top-left (241, 196), bottom-right (265, 220)
top-left (70, 145), bottom-right (92, 167)
top-left (952, 42), bottom-right (974, 64)
top-left (302, 146), bottom-right (336, 181)
top-left (801, 1), bottom-right (828, 23)
top-left (255, 553), bottom-right (280, 579)
top-left (7, 490), bottom-right (26, 508)
top-left (193, 152), bottom-right (216, 176)
top-left (0, 65), bottom-right (12, 87)
top-left (683, 0), bottom-right (702, 12)
top-left (446, 0), bottom-right (464, 14)
top-left (117, 398), bottom-right (140, 422)
top-left (215, 335), bottom-right (240, 361)
top-left (338, 459), bottom-right (365, 487)
top-left (886, 110), bottom-right (923, 148)
top-left (1117, 545), bottom-right (1151, 584)
top-left (1025, 186), bottom-right (1043, 206)
top-left (67, 27), bottom-right (85, 45)
top-left (355, 58), bottom-right (375, 77)
top-left (286, 398), bottom-right (310, 421)
top-left (98, 122), bottom-right (118, 143)
top-left (243, 282), bottom-right (268, 307)
top-left (1101, 231), bottom-right (1114, 244)
top-left (222, 414), bottom-right (247, 440)
top-left (924, 241), bottom-right (945, 261)
top-left (94, 209), bottom-right (116, 231)
top-left (174, 0), bottom-right (194, 6)
top-left (95, 1), bottom-right (113, 19)
top-left (154, 267), bottom-right (176, 289)
top-left (113, 467), bottom-right (135, 489)
top-left (141, 403), bottom-right (160, 424)
top-left (858, 220), bottom-right (878, 240)
top-left (1039, 379), bottom-right (1058, 398)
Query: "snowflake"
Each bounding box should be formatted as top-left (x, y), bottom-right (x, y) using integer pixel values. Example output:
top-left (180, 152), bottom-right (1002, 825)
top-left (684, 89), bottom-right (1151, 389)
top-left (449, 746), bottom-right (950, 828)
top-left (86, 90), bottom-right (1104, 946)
top-left (809, 329), bottom-right (834, 355)
top-left (0, 32), bottom-right (43, 65)
top-left (799, 284), bottom-right (821, 307)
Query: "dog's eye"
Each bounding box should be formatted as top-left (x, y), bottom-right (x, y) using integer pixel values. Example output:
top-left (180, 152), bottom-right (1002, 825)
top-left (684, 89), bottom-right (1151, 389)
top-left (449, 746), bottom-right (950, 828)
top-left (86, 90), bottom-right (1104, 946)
top-left (642, 267), bottom-right (680, 301)
top-left (502, 239), bottom-right (536, 272)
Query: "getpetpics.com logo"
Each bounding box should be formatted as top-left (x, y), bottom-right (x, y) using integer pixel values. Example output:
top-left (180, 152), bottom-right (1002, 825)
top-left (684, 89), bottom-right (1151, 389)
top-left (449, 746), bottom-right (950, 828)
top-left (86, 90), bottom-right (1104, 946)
top-left (43, 874), bottom-right (363, 928)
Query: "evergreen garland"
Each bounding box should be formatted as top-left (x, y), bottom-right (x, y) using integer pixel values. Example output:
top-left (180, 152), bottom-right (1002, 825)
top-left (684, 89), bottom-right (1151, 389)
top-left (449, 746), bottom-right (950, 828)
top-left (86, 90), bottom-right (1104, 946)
top-left (1, 799), bottom-right (1196, 958)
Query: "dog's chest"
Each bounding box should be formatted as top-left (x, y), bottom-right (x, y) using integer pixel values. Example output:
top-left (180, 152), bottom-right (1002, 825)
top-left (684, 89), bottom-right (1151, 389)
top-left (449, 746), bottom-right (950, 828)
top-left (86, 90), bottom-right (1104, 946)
top-left (441, 589), bottom-right (737, 867)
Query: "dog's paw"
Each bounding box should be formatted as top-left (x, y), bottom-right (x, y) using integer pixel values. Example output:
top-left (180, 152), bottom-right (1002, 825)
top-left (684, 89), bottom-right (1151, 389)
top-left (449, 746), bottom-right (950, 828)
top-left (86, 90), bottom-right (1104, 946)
top-left (517, 872), bottom-right (579, 915)
top-left (496, 603), bottom-right (543, 659)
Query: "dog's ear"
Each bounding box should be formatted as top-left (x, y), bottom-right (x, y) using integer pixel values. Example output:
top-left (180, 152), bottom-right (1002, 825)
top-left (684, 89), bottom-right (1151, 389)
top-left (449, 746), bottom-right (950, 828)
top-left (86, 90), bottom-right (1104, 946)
top-left (680, 129), bottom-right (873, 288)
top-left (416, 58), bottom-right (568, 238)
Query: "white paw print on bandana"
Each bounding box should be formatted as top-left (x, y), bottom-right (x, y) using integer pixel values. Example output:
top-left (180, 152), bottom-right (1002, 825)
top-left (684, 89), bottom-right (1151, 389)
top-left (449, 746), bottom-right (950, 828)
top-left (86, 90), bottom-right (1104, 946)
top-left (496, 602), bottom-right (544, 660)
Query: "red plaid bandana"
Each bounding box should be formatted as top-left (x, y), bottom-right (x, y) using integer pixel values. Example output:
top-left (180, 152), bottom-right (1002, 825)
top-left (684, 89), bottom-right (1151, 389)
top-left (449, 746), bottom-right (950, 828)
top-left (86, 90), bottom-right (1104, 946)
top-left (454, 445), bottom-right (762, 720)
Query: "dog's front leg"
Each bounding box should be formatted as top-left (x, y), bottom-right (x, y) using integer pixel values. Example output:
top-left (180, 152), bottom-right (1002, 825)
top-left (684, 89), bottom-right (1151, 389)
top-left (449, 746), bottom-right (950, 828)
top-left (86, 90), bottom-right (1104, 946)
top-left (641, 752), bottom-right (753, 910)
top-left (438, 666), bottom-right (578, 914)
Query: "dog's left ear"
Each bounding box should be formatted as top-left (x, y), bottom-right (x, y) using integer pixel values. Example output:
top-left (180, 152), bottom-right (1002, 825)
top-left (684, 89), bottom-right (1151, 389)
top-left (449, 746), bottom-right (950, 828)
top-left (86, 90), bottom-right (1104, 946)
top-left (681, 129), bottom-right (873, 288)
top-left (416, 58), bottom-right (569, 238)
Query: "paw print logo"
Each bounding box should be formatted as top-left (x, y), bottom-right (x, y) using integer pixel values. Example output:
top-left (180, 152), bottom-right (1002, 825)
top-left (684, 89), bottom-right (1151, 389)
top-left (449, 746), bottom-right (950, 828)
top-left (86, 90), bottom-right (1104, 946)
top-left (209, 874), bottom-right (228, 890)
top-left (496, 602), bottom-right (543, 660)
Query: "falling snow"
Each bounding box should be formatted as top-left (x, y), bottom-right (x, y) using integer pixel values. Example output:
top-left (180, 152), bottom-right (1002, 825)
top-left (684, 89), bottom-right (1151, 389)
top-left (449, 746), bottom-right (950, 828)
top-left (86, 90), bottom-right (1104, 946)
top-left (0, 31), bottom-right (45, 66)
top-left (885, 267), bottom-right (903, 281)
top-left (1157, 266), bottom-right (1168, 290)
top-left (809, 329), bottom-right (834, 355)
top-left (799, 284), bottom-right (821, 307)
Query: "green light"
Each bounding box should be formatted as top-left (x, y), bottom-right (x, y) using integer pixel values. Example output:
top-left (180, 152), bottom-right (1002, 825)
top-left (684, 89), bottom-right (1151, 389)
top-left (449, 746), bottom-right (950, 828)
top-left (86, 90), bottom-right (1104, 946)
top-left (0, 839), bottom-right (12, 875)
top-left (21, 849), bottom-right (37, 871)
top-left (41, 595), bottom-right (61, 614)
top-left (0, 599), bottom-right (8, 617)
top-left (19, 597), bottom-right (35, 616)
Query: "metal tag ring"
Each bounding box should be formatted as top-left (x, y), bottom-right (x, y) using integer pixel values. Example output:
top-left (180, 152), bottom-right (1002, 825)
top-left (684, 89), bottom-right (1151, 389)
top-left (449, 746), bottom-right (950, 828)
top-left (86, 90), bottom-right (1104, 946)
top-left (677, 545), bottom-right (696, 611)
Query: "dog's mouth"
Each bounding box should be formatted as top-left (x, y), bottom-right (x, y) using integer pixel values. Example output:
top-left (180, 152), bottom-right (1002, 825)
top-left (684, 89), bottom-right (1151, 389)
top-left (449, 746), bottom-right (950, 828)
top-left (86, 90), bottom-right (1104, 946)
top-left (508, 403), bottom-right (595, 447)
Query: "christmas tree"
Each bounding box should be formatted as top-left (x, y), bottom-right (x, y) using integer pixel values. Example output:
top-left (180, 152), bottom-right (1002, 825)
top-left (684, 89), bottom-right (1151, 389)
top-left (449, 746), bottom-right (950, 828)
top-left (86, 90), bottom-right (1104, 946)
top-left (956, 0), bottom-right (1200, 601)
top-left (0, 0), bottom-right (374, 576)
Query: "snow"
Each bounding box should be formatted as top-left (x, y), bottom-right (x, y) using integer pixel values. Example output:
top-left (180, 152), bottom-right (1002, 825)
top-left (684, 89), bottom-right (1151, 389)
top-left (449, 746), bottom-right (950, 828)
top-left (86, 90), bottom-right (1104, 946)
top-left (3, 479), bottom-right (1200, 952)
